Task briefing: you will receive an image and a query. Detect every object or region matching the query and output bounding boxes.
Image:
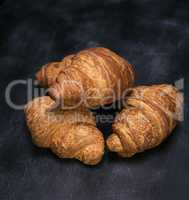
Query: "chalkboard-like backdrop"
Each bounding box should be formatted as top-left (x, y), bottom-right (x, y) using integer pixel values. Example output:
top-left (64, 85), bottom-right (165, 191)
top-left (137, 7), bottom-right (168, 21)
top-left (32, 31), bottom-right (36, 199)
top-left (0, 1), bottom-right (188, 200)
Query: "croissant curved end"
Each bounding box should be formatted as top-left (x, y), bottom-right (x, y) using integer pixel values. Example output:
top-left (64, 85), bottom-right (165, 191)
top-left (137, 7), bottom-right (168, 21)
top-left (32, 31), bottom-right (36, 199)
top-left (76, 143), bottom-right (104, 165)
top-left (35, 70), bottom-right (44, 85)
top-left (106, 133), bottom-right (123, 153)
top-left (107, 133), bottom-right (136, 157)
top-left (48, 86), bottom-right (61, 101)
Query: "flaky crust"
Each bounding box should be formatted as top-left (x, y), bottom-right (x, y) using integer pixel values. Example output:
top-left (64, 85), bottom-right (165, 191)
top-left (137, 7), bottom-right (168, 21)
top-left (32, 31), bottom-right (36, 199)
top-left (25, 96), bottom-right (104, 165)
top-left (107, 84), bottom-right (182, 157)
top-left (36, 47), bottom-right (135, 107)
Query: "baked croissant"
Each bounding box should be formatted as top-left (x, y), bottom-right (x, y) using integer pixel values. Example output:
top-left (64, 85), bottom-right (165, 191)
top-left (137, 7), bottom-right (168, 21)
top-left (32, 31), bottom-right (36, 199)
top-left (107, 84), bottom-right (182, 157)
top-left (25, 96), bottom-right (104, 165)
top-left (36, 47), bottom-right (135, 107)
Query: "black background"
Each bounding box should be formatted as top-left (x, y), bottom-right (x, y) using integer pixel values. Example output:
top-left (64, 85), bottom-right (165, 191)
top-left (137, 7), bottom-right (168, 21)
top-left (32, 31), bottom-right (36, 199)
top-left (0, 0), bottom-right (189, 200)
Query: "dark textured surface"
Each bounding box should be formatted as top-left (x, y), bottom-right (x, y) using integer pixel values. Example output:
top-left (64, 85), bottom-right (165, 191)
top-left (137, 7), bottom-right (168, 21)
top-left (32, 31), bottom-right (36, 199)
top-left (0, 0), bottom-right (189, 200)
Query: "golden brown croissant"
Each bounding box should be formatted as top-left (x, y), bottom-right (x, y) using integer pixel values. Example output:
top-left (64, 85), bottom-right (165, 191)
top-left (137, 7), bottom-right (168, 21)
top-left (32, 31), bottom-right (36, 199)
top-left (107, 84), bottom-right (182, 157)
top-left (36, 47), bottom-right (135, 107)
top-left (25, 96), bottom-right (104, 165)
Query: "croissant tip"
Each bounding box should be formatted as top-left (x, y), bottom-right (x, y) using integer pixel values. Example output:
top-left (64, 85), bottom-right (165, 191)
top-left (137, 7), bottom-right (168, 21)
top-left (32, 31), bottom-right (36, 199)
top-left (106, 133), bottom-right (122, 153)
top-left (48, 87), bottom-right (61, 101)
top-left (77, 143), bottom-right (104, 165)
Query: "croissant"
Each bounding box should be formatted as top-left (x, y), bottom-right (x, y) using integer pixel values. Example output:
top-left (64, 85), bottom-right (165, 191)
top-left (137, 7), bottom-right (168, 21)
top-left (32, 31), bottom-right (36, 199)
top-left (36, 47), bottom-right (135, 107)
top-left (107, 84), bottom-right (182, 157)
top-left (25, 96), bottom-right (104, 165)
